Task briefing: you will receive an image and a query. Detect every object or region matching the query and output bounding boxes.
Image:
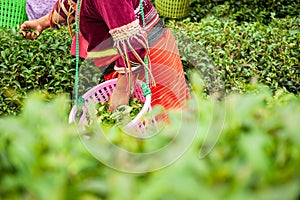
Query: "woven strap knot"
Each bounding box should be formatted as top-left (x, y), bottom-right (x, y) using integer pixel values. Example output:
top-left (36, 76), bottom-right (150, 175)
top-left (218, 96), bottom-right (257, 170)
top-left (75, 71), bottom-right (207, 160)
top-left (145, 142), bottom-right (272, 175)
top-left (141, 82), bottom-right (152, 96)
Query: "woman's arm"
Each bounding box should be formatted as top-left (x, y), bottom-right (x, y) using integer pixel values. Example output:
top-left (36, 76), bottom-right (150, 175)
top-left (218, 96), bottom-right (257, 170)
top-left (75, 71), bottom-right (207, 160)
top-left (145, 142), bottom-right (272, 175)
top-left (19, 11), bottom-right (65, 39)
top-left (19, 0), bottom-right (76, 39)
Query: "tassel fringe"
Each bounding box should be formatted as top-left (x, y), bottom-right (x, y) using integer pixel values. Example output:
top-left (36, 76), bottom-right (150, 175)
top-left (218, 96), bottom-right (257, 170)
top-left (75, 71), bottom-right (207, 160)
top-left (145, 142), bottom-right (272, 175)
top-left (109, 19), bottom-right (156, 89)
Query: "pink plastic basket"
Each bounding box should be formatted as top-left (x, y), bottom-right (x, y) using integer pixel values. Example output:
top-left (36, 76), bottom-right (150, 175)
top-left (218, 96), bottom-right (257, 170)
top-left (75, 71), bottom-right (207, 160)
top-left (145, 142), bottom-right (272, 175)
top-left (69, 78), bottom-right (153, 133)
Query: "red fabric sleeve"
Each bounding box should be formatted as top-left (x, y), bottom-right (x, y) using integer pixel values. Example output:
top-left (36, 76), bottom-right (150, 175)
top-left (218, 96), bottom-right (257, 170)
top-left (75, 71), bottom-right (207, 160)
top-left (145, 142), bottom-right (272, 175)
top-left (93, 0), bottom-right (147, 69)
top-left (93, 0), bottom-right (136, 29)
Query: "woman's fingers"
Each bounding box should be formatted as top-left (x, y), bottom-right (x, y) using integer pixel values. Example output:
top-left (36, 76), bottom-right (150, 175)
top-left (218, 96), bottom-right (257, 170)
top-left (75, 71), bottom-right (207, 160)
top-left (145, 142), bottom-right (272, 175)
top-left (18, 23), bottom-right (27, 37)
top-left (18, 21), bottom-right (42, 39)
top-left (19, 23), bottom-right (27, 31)
top-left (19, 28), bottom-right (40, 39)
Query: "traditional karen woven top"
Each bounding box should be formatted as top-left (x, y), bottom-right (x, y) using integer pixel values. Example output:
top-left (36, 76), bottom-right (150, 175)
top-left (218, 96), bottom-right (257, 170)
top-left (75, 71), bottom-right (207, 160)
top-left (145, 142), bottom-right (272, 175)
top-left (51, 0), bottom-right (160, 73)
top-left (51, 0), bottom-right (190, 111)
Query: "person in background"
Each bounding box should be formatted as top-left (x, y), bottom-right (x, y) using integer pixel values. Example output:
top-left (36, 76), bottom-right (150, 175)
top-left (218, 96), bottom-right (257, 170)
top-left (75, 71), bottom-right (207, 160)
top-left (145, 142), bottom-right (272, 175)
top-left (26, 0), bottom-right (57, 20)
top-left (19, 0), bottom-right (189, 112)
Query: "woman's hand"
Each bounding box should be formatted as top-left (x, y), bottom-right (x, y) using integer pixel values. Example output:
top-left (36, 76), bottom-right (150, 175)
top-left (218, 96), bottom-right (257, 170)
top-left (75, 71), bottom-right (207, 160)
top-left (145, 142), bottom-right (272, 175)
top-left (19, 20), bottom-right (43, 39)
top-left (18, 14), bottom-right (50, 39)
top-left (109, 73), bottom-right (135, 111)
top-left (19, 9), bottom-right (69, 40)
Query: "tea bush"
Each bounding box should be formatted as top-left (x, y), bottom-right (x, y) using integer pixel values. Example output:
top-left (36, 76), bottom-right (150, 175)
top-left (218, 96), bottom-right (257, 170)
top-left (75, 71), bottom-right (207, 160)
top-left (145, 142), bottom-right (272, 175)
top-left (168, 16), bottom-right (300, 94)
top-left (0, 93), bottom-right (107, 199)
top-left (1, 0), bottom-right (299, 116)
top-left (1, 79), bottom-right (300, 199)
top-left (0, 27), bottom-right (78, 116)
top-left (188, 0), bottom-right (300, 23)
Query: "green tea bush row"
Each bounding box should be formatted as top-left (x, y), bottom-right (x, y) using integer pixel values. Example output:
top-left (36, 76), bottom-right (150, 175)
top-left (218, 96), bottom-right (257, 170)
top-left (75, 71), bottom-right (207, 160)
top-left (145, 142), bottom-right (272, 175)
top-left (188, 0), bottom-right (300, 23)
top-left (168, 16), bottom-right (300, 94)
top-left (1, 80), bottom-right (300, 199)
top-left (0, 27), bottom-right (78, 115)
top-left (1, 1), bottom-right (299, 115)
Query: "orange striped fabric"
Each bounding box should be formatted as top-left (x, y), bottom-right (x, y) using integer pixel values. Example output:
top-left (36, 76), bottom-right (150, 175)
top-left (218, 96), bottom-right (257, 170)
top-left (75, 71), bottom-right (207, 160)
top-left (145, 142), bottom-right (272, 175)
top-left (143, 28), bottom-right (190, 110)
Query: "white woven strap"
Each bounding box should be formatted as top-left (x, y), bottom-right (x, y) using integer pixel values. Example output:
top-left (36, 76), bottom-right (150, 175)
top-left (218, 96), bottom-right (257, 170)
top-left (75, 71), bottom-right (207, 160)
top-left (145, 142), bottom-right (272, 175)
top-left (114, 61), bottom-right (141, 74)
top-left (109, 19), bottom-right (144, 42)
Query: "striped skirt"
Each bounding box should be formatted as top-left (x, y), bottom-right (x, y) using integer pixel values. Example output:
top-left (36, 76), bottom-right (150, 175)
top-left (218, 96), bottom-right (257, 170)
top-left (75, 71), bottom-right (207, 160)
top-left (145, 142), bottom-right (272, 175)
top-left (146, 28), bottom-right (189, 110)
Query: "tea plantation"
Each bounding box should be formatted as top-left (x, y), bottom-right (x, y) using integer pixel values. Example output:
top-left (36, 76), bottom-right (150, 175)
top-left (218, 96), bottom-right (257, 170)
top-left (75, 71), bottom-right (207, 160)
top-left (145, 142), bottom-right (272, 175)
top-left (0, 0), bottom-right (299, 199)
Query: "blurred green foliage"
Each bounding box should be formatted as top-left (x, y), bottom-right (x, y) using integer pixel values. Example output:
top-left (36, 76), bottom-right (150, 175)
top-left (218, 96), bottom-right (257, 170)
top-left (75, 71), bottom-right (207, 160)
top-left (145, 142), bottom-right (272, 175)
top-left (0, 78), bottom-right (300, 199)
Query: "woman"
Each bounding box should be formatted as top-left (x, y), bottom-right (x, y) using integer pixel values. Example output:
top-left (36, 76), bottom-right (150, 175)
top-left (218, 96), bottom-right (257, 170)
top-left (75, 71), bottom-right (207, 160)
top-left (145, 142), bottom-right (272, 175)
top-left (19, 0), bottom-right (189, 112)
